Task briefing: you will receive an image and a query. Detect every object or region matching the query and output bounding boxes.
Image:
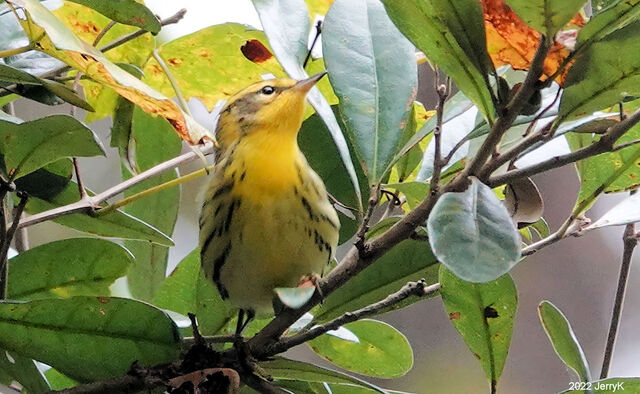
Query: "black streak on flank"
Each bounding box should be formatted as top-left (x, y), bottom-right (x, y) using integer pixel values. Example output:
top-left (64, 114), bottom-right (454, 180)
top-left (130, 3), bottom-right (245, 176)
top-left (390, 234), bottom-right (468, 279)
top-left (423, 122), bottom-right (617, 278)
top-left (213, 243), bottom-right (232, 300)
top-left (212, 181), bottom-right (234, 200)
top-left (224, 199), bottom-right (241, 233)
top-left (295, 163), bottom-right (304, 185)
top-left (300, 197), bottom-right (318, 222)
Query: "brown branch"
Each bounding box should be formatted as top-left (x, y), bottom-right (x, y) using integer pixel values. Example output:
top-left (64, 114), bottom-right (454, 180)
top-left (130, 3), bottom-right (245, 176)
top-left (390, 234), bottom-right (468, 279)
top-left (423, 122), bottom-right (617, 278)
top-left (600, 191), bottom-right (638, 379)
top-left (430, 80), bottom-right (449, 194)
top-left (263, 281), bottom-right (440, 356)
top-left (464, 37), bottom-right (552, 178)
top-left (17, 143), bottom-right (214, 230)
top-left (488, 106), bottom-right (640, 187)
top-left (0, 193), bottom-right (27, 299)
top-left (353, 186), bottom-right (379, 256)
top-left (50, 373), bottom-right (164, 394)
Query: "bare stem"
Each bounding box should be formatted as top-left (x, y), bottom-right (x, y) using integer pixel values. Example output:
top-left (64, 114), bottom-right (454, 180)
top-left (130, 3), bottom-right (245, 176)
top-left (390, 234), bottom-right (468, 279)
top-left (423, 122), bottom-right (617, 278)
top-left (353, 186), bottom-right (379, 256)
top-left (0, 44), bottom-right (31, 59)
top-left (489, 106), bottom-right (640, 187)
top-left (430, 80), bottom-right (449, 194)
top-left (264, 281), bottom-right (440, 356)
top-left (152, 49), bottom-right (191, 116)
top-left (600, 191), bottom-right (638, 379)
top-left (17, 143), bottom-right (214, 230)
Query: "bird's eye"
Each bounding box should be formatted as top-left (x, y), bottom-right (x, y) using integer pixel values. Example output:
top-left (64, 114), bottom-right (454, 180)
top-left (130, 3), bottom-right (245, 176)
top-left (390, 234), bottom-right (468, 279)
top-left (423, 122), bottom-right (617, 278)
top-left (261, 86), bottom-right (275, 95)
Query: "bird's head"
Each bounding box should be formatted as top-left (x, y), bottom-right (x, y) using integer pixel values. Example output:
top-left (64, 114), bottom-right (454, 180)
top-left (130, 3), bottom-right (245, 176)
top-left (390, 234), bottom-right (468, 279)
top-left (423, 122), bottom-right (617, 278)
top-left (215, 72), bottom-right (326, 153)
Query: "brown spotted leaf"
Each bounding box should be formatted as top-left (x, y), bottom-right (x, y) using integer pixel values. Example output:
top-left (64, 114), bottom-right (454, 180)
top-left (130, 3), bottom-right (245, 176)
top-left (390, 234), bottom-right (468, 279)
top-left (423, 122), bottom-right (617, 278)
top-left (439, 265), bottom-right (517, 390)
top-left (483, 0), bottom-right (585, 83)
top-left (8, 0), bottom-right (212, 144)
top-left (142, 24), bottom-right (285, 112)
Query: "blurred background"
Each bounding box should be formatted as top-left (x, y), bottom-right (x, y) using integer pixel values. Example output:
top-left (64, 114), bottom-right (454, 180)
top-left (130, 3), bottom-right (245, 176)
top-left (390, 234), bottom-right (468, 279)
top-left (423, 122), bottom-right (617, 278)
top-left (9, 1), bottom-right (640, 393)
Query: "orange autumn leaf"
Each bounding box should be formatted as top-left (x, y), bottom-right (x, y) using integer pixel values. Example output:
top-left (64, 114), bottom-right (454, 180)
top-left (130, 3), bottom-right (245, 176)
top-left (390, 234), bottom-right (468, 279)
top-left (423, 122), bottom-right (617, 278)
top-left (482, 0), bottom-right (585, 84)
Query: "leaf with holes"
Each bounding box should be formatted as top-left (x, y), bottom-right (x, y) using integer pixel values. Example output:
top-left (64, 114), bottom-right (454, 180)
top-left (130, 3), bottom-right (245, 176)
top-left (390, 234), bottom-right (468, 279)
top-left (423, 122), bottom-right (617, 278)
top-left (427, 178), bottom-right (521, 282)
top-left (439, 266), bottom-right (517, 391)
top-left (8, 238), bottom-right (132, 300)
top-left (0, 297), bottom-right (181, 382)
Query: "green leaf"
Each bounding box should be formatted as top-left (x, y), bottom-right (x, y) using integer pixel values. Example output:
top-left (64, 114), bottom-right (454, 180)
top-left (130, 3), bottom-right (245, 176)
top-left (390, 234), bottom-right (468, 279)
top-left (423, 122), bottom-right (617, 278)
top-left (66, 0), bottom-right (160, 33)
top-left (382, 0), bottom-right (495, 121)
top-left (261, 357), bottom-right (388, 393)
top-left (538, 300), bottom-right (591, 382)
top-left (0, 351), bottom-right (50, 394)
top-left (504, 0), bottom-right (587, 37)
top-left (315, 217), bottom-right (439, 323)
top-left (578, 0), bottom-right (640, 49)
top-left (567, 123), bottom-right (640, 214)
top-left (152, 249), bottom-right (234, 336)
top-left (427, 178), bottom-right (521, 282)
top-left (13, 159), bottom-right (72, 200)
top-left (308, 319), bottom-right (413, 378)
top-left (25, 182), bottom-right (174, 245)
top-left (40, 79), bottom-right (94, 112)
top-left (393, 104), bottom-right (425, 182)
top-left (110, 96), bottom-right (134, 150)
top-left (123, 107), bottom-right (181, 301)
top-left (44, 368), bottom-right (77, 391)
top-left (439, 266), bottom-right (517, 390)
top-left (561, 378), bottom-right (640, 393)
top-left (8, 238), bottom-right (132, 300)
top-left (142, 23), bottom-right (285, 112)
top-left (254, 0), bottom-right (363, 206)
top-left (0, 296), bottom-right (181, 382)
top-left (559, 21), bottom-right (640, 121)
top-left (298, 109), bottom-right (366, 244)
top-left (323, 0), bottom-right (417, 182)
top-left (0, 63), bottom-right (42, 85)
top-left (0, 115), bottom-right (105, 179)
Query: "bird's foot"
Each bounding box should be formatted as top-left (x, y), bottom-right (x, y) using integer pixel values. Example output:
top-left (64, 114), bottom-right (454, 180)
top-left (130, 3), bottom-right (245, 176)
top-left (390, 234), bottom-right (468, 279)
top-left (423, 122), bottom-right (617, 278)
top-left (298, 273), bottom-right (324, 301)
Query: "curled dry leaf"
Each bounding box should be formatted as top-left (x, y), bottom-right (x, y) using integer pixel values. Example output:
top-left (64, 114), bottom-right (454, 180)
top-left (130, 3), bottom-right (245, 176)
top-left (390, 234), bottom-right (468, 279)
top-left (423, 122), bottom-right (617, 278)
top-left (169, 368), bottom-right (240, 394)
top-left (504, 176), bottom-right (544, 226)
top-left (482, 0), bottom-right (585, 84)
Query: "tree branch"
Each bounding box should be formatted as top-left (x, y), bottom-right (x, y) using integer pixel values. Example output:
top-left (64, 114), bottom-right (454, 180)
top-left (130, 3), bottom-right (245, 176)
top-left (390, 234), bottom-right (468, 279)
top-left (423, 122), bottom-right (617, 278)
top-left (464, 37), bottom-right (552, 178)
top-left (263, 281), bottom-right (440, 356)
top-left (430, 79), bottom-right (449, 194)
top-left (600, 192), bottom-right (638, 379)
top-left (0, 193), bottom-right (27, 299)
top-left (488, 106), bottom-right (640, 187)
top-left (17, 143), bottom-right (214, 230)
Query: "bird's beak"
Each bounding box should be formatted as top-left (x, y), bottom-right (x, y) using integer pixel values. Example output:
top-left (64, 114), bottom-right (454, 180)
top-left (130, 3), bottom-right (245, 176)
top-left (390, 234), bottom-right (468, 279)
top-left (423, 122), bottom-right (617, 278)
top-left (294, 71), bottom-right (327, 93)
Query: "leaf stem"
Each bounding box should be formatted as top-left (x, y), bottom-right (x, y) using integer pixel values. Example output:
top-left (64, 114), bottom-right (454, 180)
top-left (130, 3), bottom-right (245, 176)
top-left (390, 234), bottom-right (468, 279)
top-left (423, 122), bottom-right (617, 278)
top-left (95, 164), bottom-right (214, 216)
top-left (600, 191), bottom-right (638, 379)
top-left (0, 44), bottom-right (31, 59)
top-left (430, 77), bottom-right (450, 194)
top-left (152, 49), bottom-right (191, 116)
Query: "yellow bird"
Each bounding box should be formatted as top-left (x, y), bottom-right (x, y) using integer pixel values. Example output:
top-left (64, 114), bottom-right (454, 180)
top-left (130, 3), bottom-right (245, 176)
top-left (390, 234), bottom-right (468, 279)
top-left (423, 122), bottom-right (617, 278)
top-left (199, 72), bottom-right (340, 330)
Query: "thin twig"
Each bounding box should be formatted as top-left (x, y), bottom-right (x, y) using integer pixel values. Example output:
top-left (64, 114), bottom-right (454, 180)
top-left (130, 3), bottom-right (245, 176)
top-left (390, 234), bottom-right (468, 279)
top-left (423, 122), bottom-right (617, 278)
top-left (0, 44), bottom-right (31, 59)
top-left (600, 191), bottom-right (638, 379)
top-left (92, 20), bottom-right (117, 47)
top-left (464, 36), bottom-right (552, 178)
top-left (17, 143), bottom-right (214, 230)
top-left (489, 106), bottom-right (640, 187)
top-left (263, 281), bottom-right (439, 356)
top-left (303, 20), bottom-right (322, 68)
top-left (0, 9), bottom-right (187, 98)
top-left (72, 158), bottom-right (87, 199)
top-left (0, 193), bottom-right (27, 299)
top-left (430, 80), bottom-right (450, 193)
top-left (353, 186), bottom-right (379, 256)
